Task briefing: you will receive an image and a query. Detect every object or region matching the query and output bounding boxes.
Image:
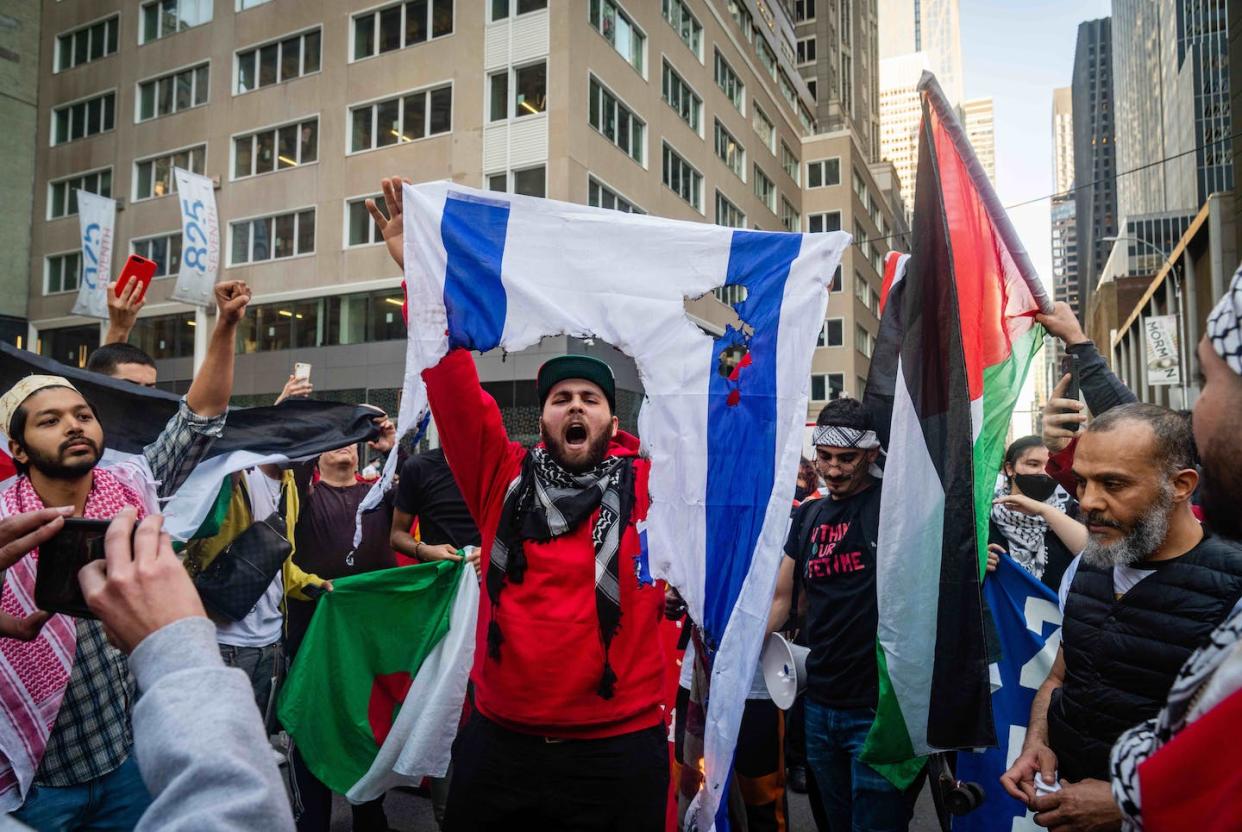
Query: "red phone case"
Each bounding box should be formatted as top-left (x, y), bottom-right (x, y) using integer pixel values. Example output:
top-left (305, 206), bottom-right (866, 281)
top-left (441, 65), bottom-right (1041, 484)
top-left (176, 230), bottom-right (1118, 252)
top-left (116, 254), bottom-right (158, 302)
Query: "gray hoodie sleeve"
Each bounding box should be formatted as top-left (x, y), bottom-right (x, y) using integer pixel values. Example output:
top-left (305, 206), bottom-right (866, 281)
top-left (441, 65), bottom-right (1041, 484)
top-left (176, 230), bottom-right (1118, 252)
top-left (128, 616), bottom-right (294, 832)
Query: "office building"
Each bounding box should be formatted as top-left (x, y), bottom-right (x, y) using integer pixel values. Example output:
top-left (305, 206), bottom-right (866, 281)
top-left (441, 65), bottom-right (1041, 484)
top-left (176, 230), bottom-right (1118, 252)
top-left (876, 0), bottom-right (963, 105)
top-left (0, 5), bottom-right (41, 347)
top-left (961, 96), bottom-right (994, 182)
top-left (1071, 17), bottom-right (1117, 304)
top-left (27, 0), bottom-right (835, 432)
top-left (878, 50), bottom-right (931, 217)
top-left (1052, 86), bottom-right (1074, 195)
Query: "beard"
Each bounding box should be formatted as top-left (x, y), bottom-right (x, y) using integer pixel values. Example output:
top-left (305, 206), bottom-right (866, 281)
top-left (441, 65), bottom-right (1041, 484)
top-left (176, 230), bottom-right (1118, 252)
top-left (23, 434), bottom-right (103, 481)
top-left (1081, 483), bottom-right (1174, 568)
top-left (541, 418), bottom-right (611, 474)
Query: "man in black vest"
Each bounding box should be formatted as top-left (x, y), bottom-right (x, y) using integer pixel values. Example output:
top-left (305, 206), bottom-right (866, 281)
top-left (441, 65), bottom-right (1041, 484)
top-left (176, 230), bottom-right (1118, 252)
top-left (1000, 402), bottom-right (1242, 830)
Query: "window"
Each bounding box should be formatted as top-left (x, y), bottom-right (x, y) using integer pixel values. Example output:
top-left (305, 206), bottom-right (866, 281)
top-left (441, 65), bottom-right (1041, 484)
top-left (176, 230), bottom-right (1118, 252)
top-left (715, 50), bottom-right (744, 112)
top-left (662, 61), bottom-right (701, 133)
top-left (56, 15), bottom-right (119, 72)
top-left (48, 168), bottom-right (112, 220)
top-left (238, 0), bottom-right (274, 9)
top-left (45, 252), bottom-right (81, 295)
top-left (662, 143), bottom-right (701, 210)
top-left (810, 373), bottom-right (844, 401)
top-left (854, 270), bottom-right (870, 307)
top-left (780, 197), bottom-right (799, 232)
top-left (807, 78), bottom-right (817, 102)
top-left (588, 76), bottom-right (645, 164)
top-left (234, 118), bottom-right (318, 179)
top-left (233, 289), bottom-right (407, 353)
top-left (829, 264), bottom-right (843, 292)
top-left (134, 145), bottom-right (206, 201)
top-left (38, 325), bottom-right (99, 368)
top-left (807, 158), bottom-right (841, 188)
top-left (491, 0), bottom-right (548, 20)
top-left (138, 63), bottom-right (209, 121)
top-left (52, 92), bottom-right (116, 145)
top-left (794, 0), bottom-right (816, 22)
top-left (352, 0), bottom-right (453, 60)
top-left (490, 62), bottom-right (547, 120)
top-left (141, 0), bottom-right (213, 43)
top-left (753, 166), bottom-right (775, 212)
top-left (662, 0), bottom-right (702, 58)
top-left (817, 318), bottom-right (844, 348)
top-left (236, 29), bottom-right (321, 94)
top-left (796, 36), bottom-right (816, 65)
top-left (753, 105), bottom-right (774, 152)
top-left (714, 120), bottom-right (745, 180)
top-left (715, 191), bottom-right (745, 228)
top-left (589, 0), bottom-right (645, 73)
top-left (230, 209), bottom-right (315, 265)
top-left (487, 167), bottom-right (547, 197)
top-left (132, 233), bottom-right (184, 277)
top-left (131, 312), bottom-right (196, 359)
top-left (346, 194), bottom-right (385, 246)
top-left (808, 212), bottom-right (841, 233)
top-left (756, 37), bottom-right (777, 80)
top-left (853, 168), bottom-right (868, 203)
top-left (588, 177), bottom-right (644, 213)
top-left (349, 85), bottom-right (452, 153)
top-left (781, 141), bottom-right (799, 183)
top-left (855, 324), bottom-right (874, 358)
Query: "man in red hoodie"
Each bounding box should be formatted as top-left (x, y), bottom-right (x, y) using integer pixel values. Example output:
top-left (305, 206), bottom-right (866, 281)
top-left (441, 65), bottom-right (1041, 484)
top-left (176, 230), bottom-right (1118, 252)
top-left (366, 176), bottom-right (668, 828)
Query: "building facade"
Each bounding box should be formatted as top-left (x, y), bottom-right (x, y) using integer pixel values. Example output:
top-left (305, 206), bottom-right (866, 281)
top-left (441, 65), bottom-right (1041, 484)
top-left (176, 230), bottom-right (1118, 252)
top-left (28, 0), bottom-right (833, 426)
top-left (1071, 17), bottom-right (1118, 305)
top-left (1052, 85), bottom-right (1074, 195)
top-left (876, 0), bottom-right (962, 104)
top-left (0, 5), bottom-right (41, 347)
top-left (961, 96), bottom-right (994, 182)
top-left (877, 50), bottom-right (930, 218)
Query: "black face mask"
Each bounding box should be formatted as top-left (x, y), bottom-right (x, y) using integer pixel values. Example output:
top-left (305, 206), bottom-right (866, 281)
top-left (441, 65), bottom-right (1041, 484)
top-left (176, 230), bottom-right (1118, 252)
top-left (1013, 473), bottom-right (1058, 503)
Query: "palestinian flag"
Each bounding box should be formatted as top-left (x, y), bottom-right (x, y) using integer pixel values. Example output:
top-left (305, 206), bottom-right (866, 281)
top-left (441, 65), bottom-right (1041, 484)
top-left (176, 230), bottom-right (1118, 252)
top-left (0, 342), bottom-right (380, 540)
top-left (278, 560), bottom-right (479, 802)
top-left (861, 72), bottom-right (1050, 786)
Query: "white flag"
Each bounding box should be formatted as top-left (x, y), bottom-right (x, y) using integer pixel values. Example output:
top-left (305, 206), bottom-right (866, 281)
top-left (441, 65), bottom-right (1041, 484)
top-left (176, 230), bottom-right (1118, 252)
top-left (71, 192), bottom-right (117, 319)
top-left (171, 168), bottom-right (220, 307)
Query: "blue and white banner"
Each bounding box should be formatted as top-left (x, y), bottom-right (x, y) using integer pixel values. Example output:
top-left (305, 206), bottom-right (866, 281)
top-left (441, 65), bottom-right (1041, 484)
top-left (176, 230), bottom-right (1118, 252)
top-left (954, 555), bottom-right (1062, 832)
top-left (71, 191), bottom-right (116, 320)
top-left (171, 168), bottom-right (220, 307)
top-left (375, 181), bottom-right (848, 829)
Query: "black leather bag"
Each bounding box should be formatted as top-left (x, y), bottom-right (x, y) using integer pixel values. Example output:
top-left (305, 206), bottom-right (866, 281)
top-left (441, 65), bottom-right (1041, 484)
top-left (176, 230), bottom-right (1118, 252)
top-left (193, 486), bottom-right (291, 621)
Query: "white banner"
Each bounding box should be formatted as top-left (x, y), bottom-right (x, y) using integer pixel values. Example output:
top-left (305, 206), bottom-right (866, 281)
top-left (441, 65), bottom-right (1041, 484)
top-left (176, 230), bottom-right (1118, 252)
top-left (1144, 314), bottom-right (1181, 386)
top-left (71, 192), bottom-right (117, 319)
top-left (171, 168), bottom-right (220, 307)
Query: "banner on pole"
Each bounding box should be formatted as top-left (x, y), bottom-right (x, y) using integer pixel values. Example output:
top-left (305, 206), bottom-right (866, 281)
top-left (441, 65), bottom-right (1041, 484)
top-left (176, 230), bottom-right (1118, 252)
top-left (171, 168), bottom-right (220, 307)
top-left (71, 192), bottom-right (117, 320)
top-left (1143, 314), bottom-right (1181, 386)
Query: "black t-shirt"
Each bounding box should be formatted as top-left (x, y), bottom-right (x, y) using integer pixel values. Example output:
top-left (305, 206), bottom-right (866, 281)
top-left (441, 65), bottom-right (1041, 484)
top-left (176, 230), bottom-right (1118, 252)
top-left (395, 448), bottom-right (481, 549)
top-left (784, 482), bottom-right (883, 709)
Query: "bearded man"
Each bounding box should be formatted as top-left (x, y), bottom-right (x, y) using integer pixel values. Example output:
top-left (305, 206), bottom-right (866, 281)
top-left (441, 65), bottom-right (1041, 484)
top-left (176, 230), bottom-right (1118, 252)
top-left (1001, 402), bottom-right (1242, 830)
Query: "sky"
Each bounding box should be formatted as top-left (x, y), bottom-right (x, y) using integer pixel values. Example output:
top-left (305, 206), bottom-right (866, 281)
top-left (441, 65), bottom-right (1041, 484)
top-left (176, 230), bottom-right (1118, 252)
top-left (956, 0), bottom-right (1111, 431)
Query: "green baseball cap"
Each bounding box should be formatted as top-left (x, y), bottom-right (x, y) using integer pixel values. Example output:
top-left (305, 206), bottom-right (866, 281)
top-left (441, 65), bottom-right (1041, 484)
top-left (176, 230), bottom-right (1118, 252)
top-left (537, 355), bottom-right (616, 412)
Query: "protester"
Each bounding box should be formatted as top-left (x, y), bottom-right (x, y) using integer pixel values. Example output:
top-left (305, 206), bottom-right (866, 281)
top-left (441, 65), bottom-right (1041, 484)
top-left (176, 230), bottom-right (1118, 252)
top-left (85, 343), bottom-right (158, 388)
top-left (102, 280), bottom-right (146, 347)
top-left (989, 435), bottom-right (1087, 591)
top-left (0, 280), bottom-right (250, 827)
top-left (768, 398), bottom-right (924, 831)
top-left (1000, 403), bottom-right (1242, 829)
top-left (368, 175), bottom-right (669, 830)
top-left (1108, 270), bottom-right (1242, 830)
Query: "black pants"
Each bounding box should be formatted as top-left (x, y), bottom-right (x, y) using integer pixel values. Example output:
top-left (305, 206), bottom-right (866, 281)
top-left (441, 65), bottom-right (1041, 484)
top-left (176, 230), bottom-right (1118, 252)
top-left (444, 713), bottom-right (668, 831)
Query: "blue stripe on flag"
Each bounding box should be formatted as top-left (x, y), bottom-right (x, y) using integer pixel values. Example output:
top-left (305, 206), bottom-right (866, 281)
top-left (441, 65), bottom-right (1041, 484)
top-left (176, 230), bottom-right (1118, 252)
top-left (441, 193), bottom-right (509, 351)
top-left (702, 230), bottom-right (803, 644)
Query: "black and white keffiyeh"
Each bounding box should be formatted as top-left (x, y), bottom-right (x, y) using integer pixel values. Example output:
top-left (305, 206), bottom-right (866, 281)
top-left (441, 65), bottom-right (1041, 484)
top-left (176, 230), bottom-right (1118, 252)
top-left (487, 446), bottom-right (636, 699)
top-left (1207, 264), bottom-right (1242, 375)
top-left (811, 425), bottom-right (881, 449)
top-left (1110, 606), bottom-right (1242, 829)
top-left (989, 473), bottom-right (1070, 580)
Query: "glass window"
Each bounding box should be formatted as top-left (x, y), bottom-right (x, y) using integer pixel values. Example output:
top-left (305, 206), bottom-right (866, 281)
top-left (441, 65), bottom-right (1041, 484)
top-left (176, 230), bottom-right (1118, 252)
top-left (52, 92), bottom-right (116, 145)
top-left (133, 145), bottom-right (205, 200)
top-left (57, 15), bottom-right (119, 72)
top-left (352, 0), bottom-right (453, 60)
top-left (753, 166), bottom-right (774, 212)
top-left (807, 158), bottom-right (841, 188)
top-left (780, 197), bottom-right (799, 232)
top-left (662, 143), bottom-right (701, 210)
top-left (487, 173), bottom-right (507, 192)
top-left (139, 0), bottom-right (212, 43)
top-left (715, 191), bottom-right (745, 228)
top-left (350, 85), bottom-right (452, 153)
top-left (714, 50), bottom-right (744, 112)
top-left (230, 209), bottom-right (314, 264)
top-left (48, 168), bottom-right (112, 220)
top-left (407, 0), bottom-right (428, 44)
top-left (489, 71), bottom-right (509, 121)
top-left (45, 252), bottom-right (82, 295)
top-left (797, 37), bottom-right (816, 64)
top-left (661, 61), bottom-right (701, 132)
top-left (781, 141), bottom-right (799, 183)
top-left (137, 63), bottom-right (209, 122)
top-left (236, 28), bottom-right (321, 94)
top-left (753, 106), bottom-right (774, 152)
top-left (132, 233), bottom-right (183, 277)
top-left (817, 318), bottom-right (843, 348)
top-left (662, 0), bottom-right (702, 58)
top-left (38, 324), bottom-right (99, 369)
top-left (810, 373), bottom-right (844, 401)
top-left (132, 312), bottom-right (195, 359)
top-left (714, 120), bottom-right (745, 180)
top-left (808, 212), bottom-right (841, 233)
top-left (513, 167), bottom-right (545, 198)
top-left (588, 76), bottom-right (644, 164)
top-left (589, 0), bottom-right (645, 73)
top-left (347, 194), bottom-right (385, 246)
top-left (514, 63), bottom-right (547, 117)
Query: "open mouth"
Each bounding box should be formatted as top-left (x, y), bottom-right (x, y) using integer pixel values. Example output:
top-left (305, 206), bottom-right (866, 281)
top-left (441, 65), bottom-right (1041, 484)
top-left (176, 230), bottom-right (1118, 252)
top-left (564, 422), bottom-right (589, 448)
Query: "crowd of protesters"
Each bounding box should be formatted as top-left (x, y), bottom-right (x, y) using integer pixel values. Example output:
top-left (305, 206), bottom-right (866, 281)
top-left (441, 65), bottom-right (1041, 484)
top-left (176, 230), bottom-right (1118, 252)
top-left (0, 174), bottom-right (1239, 832)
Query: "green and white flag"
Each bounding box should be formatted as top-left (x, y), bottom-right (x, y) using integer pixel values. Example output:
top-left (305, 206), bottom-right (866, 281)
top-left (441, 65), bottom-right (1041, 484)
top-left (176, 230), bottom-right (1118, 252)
top-left (278, 560), bottom-right (478, 802)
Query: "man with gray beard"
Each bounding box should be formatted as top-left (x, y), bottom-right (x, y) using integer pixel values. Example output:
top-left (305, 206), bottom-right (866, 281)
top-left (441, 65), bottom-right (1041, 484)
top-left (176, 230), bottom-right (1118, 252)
top-left (1001, 403), bottom-right (1242, 831)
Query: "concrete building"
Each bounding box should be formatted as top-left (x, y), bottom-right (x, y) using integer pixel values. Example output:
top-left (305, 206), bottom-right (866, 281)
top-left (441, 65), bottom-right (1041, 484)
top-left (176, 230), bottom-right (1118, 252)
top-left (876, 0), bottom-right (962, 105)
top-left (1052, 86), bottom-right (1074, 195)
top-left (0, 5), bottom-right (41, 348)
top-left (789, 0), bottom-right (883, 164)
top-left (878, 50), bottom-right (931, 218)
top-left (960, 96), bottom-right (994, 182)
top-left (27, 0), bottom-right (844, 430)
top-left (1071, 17), bottom-right (1118, 305)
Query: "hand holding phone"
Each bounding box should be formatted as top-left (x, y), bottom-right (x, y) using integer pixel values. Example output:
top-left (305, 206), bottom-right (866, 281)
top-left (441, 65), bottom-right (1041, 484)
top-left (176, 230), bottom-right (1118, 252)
top-left (1058, 354), bottom-right (1081, 433)
top-left (294, 362), bottom-right (312, 381)
top-left (115, 254), bottom-right (158, 305)
top-left (34, 518), bottom-right (113, 618)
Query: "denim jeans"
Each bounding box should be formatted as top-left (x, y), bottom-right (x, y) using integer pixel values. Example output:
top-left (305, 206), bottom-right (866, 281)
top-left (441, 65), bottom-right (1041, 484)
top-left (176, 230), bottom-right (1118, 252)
top-left (219, 641), bottom-right (282, 730)
top-left (11, 754), bottom-right (151, 831)
top-left (803, 700), bottom-right (922, 832)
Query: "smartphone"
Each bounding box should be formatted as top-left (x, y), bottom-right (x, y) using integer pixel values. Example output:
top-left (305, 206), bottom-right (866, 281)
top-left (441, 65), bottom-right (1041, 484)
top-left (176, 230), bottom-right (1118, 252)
top-left (294, 362), bottom-right (312, 381)
top-left (1059, 353), bottom-right (1081, 433)
top-left (115, 253), bottom-right (158, 303)
top-left (33, 518), bottom-right (111, 618)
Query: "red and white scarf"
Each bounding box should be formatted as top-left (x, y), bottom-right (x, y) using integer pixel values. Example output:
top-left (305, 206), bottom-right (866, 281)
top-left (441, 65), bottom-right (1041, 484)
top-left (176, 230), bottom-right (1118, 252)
top-left (0, 469), bottom-right (145, 810)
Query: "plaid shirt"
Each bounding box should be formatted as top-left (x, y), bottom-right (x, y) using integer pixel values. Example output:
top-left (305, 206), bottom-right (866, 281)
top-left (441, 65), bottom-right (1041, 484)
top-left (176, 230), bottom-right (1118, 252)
top-left (35, 399), bottom-right (225, 787)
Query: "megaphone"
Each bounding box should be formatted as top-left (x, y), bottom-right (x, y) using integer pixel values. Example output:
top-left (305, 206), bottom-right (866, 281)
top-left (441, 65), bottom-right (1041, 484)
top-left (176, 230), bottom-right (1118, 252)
top-left (761, 632), bottom-right (810, 710)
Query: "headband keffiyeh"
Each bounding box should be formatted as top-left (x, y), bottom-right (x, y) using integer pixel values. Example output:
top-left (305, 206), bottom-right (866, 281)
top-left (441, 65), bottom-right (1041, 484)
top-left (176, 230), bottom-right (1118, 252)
top-left (812, 425), bottom-right (881, 450)
top-left (1207, 265), bottom-right (1242, 376)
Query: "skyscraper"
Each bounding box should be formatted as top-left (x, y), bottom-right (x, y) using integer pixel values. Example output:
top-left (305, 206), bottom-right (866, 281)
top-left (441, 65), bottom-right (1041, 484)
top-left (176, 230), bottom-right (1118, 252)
top-left (1052, 86), bottom-right (1075, 195)
top-left (877, 0), bottom-right (964, 104)
top-left (1071, 17), bottom-right (1118, 303)
top-left (961, 97), bottom-right (995, 182)
top-left (878, 51), bottom-right (933, 215)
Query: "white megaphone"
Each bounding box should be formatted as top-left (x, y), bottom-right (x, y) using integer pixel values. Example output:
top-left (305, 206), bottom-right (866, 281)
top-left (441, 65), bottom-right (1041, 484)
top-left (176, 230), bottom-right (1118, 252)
top-left (761, 632), bottom-right (810, 710)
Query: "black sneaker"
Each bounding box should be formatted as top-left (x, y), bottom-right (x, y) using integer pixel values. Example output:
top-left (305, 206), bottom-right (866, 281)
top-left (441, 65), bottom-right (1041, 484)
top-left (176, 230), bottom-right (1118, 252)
top-left (788, 765), bottom-right (808, 794)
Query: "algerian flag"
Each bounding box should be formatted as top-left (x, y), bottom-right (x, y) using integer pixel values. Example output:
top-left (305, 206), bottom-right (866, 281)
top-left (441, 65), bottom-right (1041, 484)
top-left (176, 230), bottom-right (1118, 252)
top-left (277, 560), bottom-right (478, 801)
top-left (861, 72), bottom-right (1050, 787)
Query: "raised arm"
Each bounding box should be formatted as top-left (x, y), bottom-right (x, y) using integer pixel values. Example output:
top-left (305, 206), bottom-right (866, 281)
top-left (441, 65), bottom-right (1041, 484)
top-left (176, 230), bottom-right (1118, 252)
top-left (186, 281), bottom-right (252, 418)
top-left (104, 280), bottom-right (145, 345)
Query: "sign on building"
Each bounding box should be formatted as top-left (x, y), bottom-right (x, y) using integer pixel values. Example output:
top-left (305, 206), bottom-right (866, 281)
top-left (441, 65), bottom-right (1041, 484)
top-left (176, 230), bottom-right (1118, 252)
top-left (1143, 314), bottom-right (1181, 386)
